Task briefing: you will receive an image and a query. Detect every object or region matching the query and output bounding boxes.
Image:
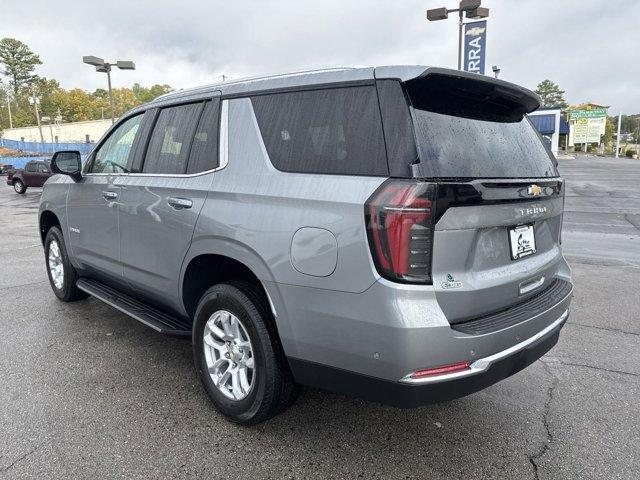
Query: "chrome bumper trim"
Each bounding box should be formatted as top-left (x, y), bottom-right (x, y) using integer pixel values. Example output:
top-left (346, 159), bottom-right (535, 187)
top-left (399, 309), bottom-right (569, 385)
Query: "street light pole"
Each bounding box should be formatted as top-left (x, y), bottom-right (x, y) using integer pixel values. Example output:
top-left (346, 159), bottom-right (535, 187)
top-left (83, 56), bottom-right (135, 124)
top-left (427, 0), bottom-right (489, 71)
top-left (105, 65), bottom-right (115, 124)
top-left (615, 112), bottom-right (622, 158)
top-left (457, 9), bottom-right (464, 70)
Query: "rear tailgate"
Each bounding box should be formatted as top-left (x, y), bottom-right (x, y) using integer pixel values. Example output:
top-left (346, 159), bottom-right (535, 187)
top-left (431, 180), bottom-right (565, 322)
top-left (376, 67), bottom-right (567, 324)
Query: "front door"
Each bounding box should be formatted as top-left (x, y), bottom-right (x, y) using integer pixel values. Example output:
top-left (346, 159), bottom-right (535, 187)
top-left (66, 114), bottom-right (144, 283)
top-left (119, 98), bottom-right (221, 313)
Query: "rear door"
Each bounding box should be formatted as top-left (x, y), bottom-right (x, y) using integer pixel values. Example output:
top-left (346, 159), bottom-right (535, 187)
top-left (118, 97), bottom-right (220, 312)
top-left (378, 75), bottom-right (564, 322)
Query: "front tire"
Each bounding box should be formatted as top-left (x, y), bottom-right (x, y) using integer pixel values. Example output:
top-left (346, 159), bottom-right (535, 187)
top-left (193, 282), bottom-right (299, 425)
top-left (14, 180), bottom-right (26, 194)
top-left (44, 226), bottom-right (86, 302)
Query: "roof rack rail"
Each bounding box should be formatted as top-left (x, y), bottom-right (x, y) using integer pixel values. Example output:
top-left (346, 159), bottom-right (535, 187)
top-left (153, 67), bottom-right (357, 101)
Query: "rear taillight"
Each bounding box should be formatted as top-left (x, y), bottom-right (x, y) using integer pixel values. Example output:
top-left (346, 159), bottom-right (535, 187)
top-left (365, 180), bottom-right (436, 284)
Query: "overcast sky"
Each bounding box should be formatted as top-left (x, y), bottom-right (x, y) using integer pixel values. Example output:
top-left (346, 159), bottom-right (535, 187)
top-left (1, 0), bottom-right (637, 113)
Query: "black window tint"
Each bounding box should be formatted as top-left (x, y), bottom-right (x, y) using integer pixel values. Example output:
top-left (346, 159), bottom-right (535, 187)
top-left (187, 99), bottom-right (220, 174)
top-left (376, 80), bottom-right (418, 178)
top-left (251, 86), bottom-right (388, 176)
top-left (411, 110), bottom-right (557, 178)
top-left (143, 103), bottom-right (202, 174)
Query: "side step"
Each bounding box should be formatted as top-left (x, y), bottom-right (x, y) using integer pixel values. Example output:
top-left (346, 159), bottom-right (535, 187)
top-left (76, 278), bottom-right (191, 337)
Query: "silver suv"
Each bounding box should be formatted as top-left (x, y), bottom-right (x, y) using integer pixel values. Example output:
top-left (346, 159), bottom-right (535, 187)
top-left (39, 66), bottom-right (573, 424)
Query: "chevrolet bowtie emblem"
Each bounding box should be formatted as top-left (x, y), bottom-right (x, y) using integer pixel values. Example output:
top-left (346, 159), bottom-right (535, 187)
top-left (527, 184), bottom-right (543, 196)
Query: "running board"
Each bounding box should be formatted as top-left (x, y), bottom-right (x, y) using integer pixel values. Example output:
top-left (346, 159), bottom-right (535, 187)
top-left (76, 278), bottom-right (191, 337)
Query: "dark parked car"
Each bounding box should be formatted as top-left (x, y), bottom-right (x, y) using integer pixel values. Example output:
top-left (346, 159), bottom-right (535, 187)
top-left (0, 164), bottom-right (14, 175)
top-left (6, 160), bottom-right (52, 193)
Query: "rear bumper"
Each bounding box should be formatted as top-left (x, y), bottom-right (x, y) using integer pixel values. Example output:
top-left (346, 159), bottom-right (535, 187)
top-left (289, 309), bottom-right (567, 408)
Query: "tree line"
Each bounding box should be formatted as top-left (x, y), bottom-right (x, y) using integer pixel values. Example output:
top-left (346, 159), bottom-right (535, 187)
top-left (0, 38), bottom-right (172, 130)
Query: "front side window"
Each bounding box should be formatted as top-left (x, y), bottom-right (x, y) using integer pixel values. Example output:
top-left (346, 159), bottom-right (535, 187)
top-left (92, 114), bottom-right (143, 173)
top-left (251, 86), bottom-right (388, 176)
top-left (143, 103), bottom-right (202, 174)
top-left (26, 163), bottom-right (37, 172)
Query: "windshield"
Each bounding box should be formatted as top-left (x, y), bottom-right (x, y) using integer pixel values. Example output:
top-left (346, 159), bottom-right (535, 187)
top-left (411, 108), bottom-right (557, 179)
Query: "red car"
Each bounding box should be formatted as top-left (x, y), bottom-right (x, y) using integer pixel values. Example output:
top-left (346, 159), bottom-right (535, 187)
top-left (6, 160), bottom-right (52, 194)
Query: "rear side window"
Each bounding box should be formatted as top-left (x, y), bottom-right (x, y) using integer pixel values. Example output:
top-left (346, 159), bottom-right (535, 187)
top-left (187, 99), bottom-right (220, 174)
top-left (251, 86), bottom-right (388, 176)
top-left (143, 103), bottom-right (202, 174)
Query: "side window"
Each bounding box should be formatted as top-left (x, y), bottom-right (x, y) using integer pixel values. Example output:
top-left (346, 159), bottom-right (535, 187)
top-left (26, 163), bottom-right (37, 172)
top-left (92, 114), bottom-right (143, 173)
top-left (250, 86), bottom-right (388, 176)
top-left (143, 103), bottom-right (202, 174)
top-left (186, 99), bottom-right (220, 174)
top-left (38, 163), bottom-right (49, 173)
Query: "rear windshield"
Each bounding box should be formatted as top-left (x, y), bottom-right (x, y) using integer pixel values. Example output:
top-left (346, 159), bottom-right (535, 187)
top-left (411, 109), bottom-right (557, 179)
top-left (378, 78), bottom-right (558, 179)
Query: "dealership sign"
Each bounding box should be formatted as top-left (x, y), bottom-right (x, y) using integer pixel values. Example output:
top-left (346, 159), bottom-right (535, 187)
top-left (569, 108), bottom-right (608, 120)
top-left (463, 20), bottom-right (487, 75)
top-left (570, 107), bottom-right (608, 144)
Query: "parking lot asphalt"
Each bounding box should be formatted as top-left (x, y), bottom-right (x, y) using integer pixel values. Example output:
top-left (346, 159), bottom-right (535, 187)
top-left (0, 155), bottom-right (638, 480)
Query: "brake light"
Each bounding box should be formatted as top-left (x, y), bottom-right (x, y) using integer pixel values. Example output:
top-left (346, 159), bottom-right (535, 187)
top-left (410, 361), bottom-right (470, 379)
top-left (365, 180), bottom-right (436, 284)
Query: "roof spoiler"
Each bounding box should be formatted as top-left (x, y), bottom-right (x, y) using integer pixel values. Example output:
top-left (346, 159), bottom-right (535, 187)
top-left (403, 67), bottom-right (541, 122)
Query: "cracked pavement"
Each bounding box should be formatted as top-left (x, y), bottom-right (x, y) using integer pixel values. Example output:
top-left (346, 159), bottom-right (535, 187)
top-left (0, 155), bottom-right (639, 479)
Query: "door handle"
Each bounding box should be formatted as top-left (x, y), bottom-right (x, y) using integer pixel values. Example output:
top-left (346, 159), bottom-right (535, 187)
top-left (167, 197), bottom-right (193, 209)
top-left (102, 191), bottom-right (118, 200)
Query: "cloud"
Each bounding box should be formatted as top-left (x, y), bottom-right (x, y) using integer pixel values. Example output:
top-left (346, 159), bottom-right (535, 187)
top-left (1, 0), bottom-right (637, 112)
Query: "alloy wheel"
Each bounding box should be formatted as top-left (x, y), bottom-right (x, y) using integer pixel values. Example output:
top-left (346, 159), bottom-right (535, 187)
top-left (203, 310), bottom-right (255, 401)
top-left (48, 239), bottom-right (64, 290)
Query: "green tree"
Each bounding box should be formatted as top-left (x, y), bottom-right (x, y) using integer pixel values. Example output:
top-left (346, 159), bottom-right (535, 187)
top-left (535, 80), bottom-right (568, 109)
top-left (0, 38), bottom-right (42, 96)
top-left (132, 83), bottom-right (173, 103)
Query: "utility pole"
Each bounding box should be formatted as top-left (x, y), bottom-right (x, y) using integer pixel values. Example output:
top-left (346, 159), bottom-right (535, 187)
top-left (6, 96), bottom-right (13, 129)
top-left (615, 112), bottom-right (622, 158)
top-left (29, 90), bottom-right (44, 143)
top-left (636, 118), bottom-right (640, 158)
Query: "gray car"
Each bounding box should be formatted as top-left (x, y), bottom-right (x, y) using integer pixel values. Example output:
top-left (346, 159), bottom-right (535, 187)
top-left (39, 66), bottom-right (573, 424)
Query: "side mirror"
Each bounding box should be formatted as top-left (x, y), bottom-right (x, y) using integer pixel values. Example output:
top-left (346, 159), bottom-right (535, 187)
top-left (51, 150), bottom-right (82, 182)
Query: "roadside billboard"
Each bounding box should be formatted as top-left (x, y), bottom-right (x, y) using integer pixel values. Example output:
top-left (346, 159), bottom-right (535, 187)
top-left (569, 107), bottom-right (608, 144)
top-left (463, 20), bottom-right (486, 75)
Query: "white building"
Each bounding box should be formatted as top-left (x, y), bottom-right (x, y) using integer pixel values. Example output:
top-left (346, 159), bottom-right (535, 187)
top-left (1, 119), bottom-right (113, 143)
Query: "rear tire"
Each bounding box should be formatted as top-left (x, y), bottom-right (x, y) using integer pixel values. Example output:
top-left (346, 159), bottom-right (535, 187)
top-left (13, 180), bottom-right (26, 194)
top-left (44, 226), bottom-right (87, 302)
top-left (193, 282), bottom-right (299, 425)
